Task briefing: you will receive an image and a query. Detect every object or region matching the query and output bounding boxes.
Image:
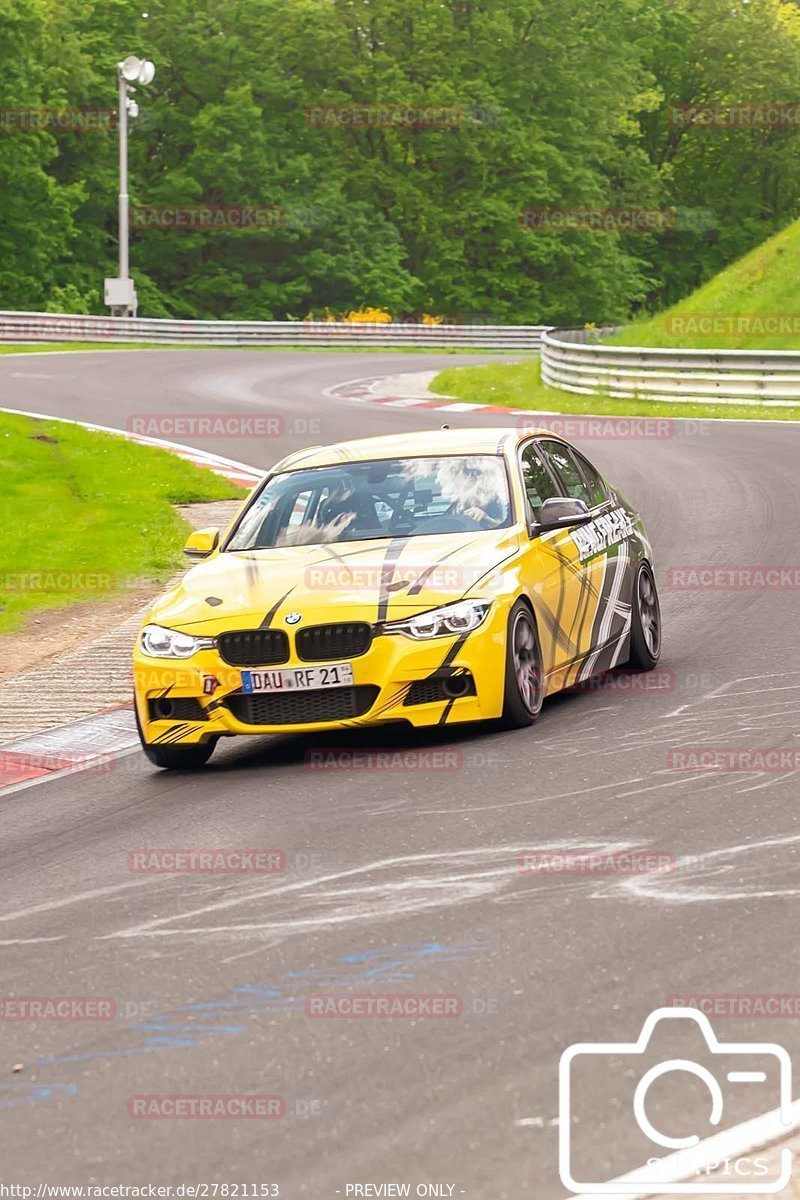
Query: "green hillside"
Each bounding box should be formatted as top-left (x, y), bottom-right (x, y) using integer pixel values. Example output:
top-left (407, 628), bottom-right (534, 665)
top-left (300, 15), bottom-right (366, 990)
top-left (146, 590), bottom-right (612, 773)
top-left (612, 218), bottom-right (800, 351)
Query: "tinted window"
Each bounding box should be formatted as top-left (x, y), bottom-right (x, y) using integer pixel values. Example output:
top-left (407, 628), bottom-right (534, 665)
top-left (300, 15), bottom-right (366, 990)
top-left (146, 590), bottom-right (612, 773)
top-left (520, 441), bottom-right (558, 517)
top-left (571, 450), bottom-right (608, 508)
top-left (226, 455), bottom-right (512, 548)
top-left (287, 490), bottom-right (315, 527)
top-left (540, 441), bottom-right (591, 505)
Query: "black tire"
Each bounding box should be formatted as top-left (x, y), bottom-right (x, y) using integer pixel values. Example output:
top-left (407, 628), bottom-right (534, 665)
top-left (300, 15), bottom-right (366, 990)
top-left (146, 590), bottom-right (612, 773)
top-left (135, 704), bottom-right (217, 770)
top-left (499, 600), bottom-right (544, 729)
top-left (627, 561), bottom-right (662, 670)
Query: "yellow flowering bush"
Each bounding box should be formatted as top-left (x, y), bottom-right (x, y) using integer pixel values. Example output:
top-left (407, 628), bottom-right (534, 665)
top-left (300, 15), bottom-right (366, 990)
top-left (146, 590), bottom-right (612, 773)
top-left (343, 307), bottom-right (393, 324)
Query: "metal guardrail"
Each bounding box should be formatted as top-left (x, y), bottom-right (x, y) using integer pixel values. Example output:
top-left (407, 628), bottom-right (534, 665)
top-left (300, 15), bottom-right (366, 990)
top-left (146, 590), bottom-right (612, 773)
top-left (5, 310), bottom-right (797, 401)
top-left (541, 327), bottom-right (800, 403)
top-left (0, 311), bottom-right (548, 350)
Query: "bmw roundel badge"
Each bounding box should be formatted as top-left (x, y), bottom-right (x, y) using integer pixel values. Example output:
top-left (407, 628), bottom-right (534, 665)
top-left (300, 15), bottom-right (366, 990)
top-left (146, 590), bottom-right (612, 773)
top-left (285, 612), bottom-right (302, 625)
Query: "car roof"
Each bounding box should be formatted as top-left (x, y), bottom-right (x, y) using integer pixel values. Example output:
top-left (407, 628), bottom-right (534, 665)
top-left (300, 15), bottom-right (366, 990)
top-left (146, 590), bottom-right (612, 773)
top-left (273, 426), bottom-right (556, 471)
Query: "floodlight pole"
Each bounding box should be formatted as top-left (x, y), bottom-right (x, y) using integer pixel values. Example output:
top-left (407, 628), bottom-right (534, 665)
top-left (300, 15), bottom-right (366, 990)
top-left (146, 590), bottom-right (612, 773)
top-left (105, 56), bottom-right (155, 317)
top-left (118, 68), bottom-right (130, 285)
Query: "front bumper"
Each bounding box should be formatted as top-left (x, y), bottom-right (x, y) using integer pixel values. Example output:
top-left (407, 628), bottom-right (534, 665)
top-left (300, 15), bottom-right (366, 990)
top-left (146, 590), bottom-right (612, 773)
top-left (133, 606), bottom-right (509, 746)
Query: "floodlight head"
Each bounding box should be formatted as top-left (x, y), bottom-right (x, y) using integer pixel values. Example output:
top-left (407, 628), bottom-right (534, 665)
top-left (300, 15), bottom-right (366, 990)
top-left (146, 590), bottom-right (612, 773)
top-left (120, 56), bottom-right (154, 84)
top-left (120, 55), bottom-right (144, 81)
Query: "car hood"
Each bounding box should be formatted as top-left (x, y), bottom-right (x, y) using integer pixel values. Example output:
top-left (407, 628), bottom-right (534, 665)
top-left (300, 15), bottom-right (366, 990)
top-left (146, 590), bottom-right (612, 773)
top-left (148, 528), bottom-right (521, 631)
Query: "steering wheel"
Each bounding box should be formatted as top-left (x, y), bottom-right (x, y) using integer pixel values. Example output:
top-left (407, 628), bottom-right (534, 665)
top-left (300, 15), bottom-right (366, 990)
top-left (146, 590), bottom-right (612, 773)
top-left (412, 514), bottom-right (477, 534)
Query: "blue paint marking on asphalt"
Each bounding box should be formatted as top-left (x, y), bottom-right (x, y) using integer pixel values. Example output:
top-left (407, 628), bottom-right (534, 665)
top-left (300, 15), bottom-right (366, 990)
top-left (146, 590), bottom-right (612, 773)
top-left (31, 942), bottom-right (487, 1090)
top-left (0, 1082), bottom-right (79, 1109)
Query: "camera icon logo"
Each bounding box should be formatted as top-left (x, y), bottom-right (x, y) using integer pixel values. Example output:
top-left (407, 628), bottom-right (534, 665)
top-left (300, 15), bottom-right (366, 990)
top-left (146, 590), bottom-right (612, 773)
top-left (559, 1006), bottom-right (793, 1193)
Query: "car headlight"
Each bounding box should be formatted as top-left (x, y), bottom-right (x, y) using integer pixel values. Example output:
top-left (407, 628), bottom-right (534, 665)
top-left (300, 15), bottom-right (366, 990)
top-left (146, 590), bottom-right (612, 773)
top-left (383, 600), bottom-right (491, 640)
top-left (140, 623), bottom-right (216, 659)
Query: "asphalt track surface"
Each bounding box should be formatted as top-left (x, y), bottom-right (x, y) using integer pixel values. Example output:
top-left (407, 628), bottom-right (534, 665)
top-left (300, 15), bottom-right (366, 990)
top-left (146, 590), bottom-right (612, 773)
top-left (1, 350), bottom-right (800, 1197)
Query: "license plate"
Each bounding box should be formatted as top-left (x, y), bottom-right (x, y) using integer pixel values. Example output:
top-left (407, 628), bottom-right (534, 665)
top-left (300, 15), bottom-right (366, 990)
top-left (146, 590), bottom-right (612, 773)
top-left (240, 663), bottom-right (355, 693)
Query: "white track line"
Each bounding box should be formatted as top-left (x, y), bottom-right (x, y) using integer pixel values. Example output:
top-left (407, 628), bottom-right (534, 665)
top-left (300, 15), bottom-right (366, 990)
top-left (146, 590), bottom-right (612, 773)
top-left (0, 405), bottom-right (264, 483)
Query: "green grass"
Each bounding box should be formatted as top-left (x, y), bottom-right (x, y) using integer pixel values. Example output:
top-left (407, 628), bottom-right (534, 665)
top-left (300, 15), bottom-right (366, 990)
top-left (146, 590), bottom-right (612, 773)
top-left (0, 412), bottom-right (245, 634)
top-left (435, 217), bottom-right (800, 411)
top-left (611, 216), bottom-right (800, 351)
top-left (431, 358), bottom-right (800, 421)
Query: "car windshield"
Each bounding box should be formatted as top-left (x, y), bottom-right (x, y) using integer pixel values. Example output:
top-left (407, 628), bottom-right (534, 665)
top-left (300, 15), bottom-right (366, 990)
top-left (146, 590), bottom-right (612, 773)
top-left (226, 455), bottom-right (512, 549)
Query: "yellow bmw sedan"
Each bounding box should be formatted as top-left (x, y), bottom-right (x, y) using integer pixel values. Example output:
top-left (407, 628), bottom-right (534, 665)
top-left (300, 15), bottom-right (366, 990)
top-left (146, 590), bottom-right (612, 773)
top-left (133, 427), bottom-right (661, 768)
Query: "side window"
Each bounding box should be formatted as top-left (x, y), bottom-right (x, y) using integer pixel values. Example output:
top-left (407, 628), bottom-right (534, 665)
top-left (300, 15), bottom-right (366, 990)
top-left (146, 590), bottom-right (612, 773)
top-left (287, 490), bottom-right (314, 527)
top-left (520, 441), bottom-right (558, 518)
top-left (540, 441), bottom-right (591, 505)
top-left (571, 450), bottom-right (608, 509)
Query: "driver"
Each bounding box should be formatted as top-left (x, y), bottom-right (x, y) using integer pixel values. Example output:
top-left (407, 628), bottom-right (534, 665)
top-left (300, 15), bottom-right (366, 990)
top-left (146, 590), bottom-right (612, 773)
top-left (458, 498), bottom-right (504, 528)
top-left (315, 481), bottom-right (379, 540)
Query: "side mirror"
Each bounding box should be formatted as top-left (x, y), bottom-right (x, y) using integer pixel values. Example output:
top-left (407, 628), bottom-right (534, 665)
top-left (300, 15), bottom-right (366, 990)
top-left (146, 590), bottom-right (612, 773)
top-left (183, 527), bottom-right (219, 559)
top-left (533, 497), bottom-right (593, 534)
